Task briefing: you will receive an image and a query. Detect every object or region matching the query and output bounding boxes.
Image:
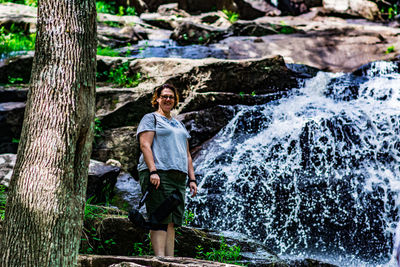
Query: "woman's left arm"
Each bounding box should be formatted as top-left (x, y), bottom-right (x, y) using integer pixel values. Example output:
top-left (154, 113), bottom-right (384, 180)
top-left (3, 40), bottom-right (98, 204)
top-left (187, 141), bottom-right (197, 197)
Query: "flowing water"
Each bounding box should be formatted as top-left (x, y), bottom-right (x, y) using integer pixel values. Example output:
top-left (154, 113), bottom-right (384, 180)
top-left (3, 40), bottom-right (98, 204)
top-left (189, 61), bottom-right (400, 266)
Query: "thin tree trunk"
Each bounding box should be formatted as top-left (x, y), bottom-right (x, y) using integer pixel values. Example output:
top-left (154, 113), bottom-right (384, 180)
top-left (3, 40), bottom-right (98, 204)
top-left (1, 0), bottom-right (97, 265)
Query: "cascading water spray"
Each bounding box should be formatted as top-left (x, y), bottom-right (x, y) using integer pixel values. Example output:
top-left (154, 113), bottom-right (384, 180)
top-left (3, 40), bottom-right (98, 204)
top-left (189, 61), bottom-right (400, 266)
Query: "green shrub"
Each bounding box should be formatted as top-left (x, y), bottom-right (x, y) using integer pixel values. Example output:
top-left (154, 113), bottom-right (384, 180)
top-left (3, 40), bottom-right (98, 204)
top-left (0, 0), bottom-right (37, 6)
top-left (385, 45), bottom-right (395, 54)
top-left (96, 0), bottom-right (117, 14)
top-left (97, 46), bottom-right (120, 57)
top-left (195, 236), bottom-right (243, 265)
top-left (0, 185), bottom-right (6, 220)
top-left (222, 9), bottom-right (239, 23)
top-left (107, 62), bottom-right (142, 87)
top-left (0, 25), bottom-right (36, 57)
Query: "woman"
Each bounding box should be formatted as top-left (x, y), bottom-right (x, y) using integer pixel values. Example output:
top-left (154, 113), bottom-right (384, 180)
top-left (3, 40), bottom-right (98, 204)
top-left (136, 83), bottom-right (197, 256)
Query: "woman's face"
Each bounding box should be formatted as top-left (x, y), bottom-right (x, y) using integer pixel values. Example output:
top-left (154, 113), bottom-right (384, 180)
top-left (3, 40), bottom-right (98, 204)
top-left (157, 88), bottom-right (175, 112)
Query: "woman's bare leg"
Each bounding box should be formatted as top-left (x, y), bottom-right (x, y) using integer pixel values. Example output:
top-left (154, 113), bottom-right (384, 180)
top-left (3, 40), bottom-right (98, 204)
top-left (150, 230), bottom-right (167, 256)
top-left (165, 223), bottom-right (175, 256)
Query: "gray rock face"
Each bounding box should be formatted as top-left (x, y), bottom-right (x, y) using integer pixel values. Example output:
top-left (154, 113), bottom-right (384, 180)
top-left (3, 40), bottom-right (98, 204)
top-left (170, 21), bottom-right (228, 45)
top-left (322, 0), bottom-right (381, 20)
top-left (0, 153), bottom-right (15, 187)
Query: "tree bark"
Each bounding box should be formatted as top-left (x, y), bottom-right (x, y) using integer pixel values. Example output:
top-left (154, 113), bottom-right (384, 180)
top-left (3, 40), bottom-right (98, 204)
top-left (0, 0), bottom-right (97, 266)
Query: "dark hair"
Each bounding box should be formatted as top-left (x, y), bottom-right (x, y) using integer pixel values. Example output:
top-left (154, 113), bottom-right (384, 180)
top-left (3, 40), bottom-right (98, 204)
top-left (151, 84), bottom-right (179, 109)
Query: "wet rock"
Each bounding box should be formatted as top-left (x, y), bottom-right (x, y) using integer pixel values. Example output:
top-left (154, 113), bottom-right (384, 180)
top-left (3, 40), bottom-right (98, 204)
top-left (170, 21), bottom-right (228, 45)
top-left (177, 105), bottom-right (236, 149)
top-left (322, 0), bottom-right (382, 21)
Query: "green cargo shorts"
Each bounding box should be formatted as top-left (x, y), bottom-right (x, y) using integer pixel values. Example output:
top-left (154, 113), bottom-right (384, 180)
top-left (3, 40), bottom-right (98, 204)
top-left (139, 169), bottom-right (187, 226)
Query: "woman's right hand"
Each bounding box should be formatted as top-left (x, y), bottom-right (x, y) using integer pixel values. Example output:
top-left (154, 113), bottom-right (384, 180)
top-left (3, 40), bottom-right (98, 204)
top-left (150, 173), bottom-right (160, 189)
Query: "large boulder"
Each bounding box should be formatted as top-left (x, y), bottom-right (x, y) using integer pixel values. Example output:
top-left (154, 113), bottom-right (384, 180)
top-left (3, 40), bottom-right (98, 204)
top-left (170, 21), bottom-right (228, 45)
top-left (91, 126), bottom-right (139, 174)
top-left (88, 160), bottom-right (121, 204)
top-left (322, 0), bottom-right (382, 20)
top-left (234, 0), bottom-right (268, 20)
top-left (0, 3), bottom-right (36, 33)
top-left (277, 0), bottom-right (322, 15)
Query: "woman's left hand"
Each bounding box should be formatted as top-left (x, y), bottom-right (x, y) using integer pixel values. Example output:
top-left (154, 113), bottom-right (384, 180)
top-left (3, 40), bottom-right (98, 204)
top-left (189, 182), bottom-right (197, 197)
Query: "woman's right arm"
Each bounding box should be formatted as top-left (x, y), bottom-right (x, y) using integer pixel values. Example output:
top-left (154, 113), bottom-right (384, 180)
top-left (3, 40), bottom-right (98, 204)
top-left (139, 131), bottom-right (160, 189)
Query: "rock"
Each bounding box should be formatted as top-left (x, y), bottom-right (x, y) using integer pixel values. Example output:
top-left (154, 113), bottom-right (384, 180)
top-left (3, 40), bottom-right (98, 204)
top-left (177, 0), bottom-right (237, 14)
top-left (0, 3), bottom-right (36, 33)
top-left (322, 0), bottom-right (382, 21)
top-left (234, 0), bottom-right (268, 20)
top-left (80, 213), bottom-right (282, 265)
top-left (142, 0), bottom-right (177, 12)
top-left (170, 21), bottom-right (228, 45)
top-left (140, 13), bottom-right (182, 30)
top-left (88, 160), bottom-right (121, 204)
top-left (177, 105), bottom-right (236, 149)
top-left (0, 102), bottom-right (25, 154)
top-left (78, 255), bottom-right (240, 267)
top-left (91, 126), bottom-right (139, 175)
top-left (0, 153), bottom-right (15, 187)
top-left (228, 21), bottom-right (301, 36)
top-left (157, 3), bottom-right (190, 18)
top-left (0, 87), bottom-right (28, 103)
top-left (0, 52), bottom-right (34, 84)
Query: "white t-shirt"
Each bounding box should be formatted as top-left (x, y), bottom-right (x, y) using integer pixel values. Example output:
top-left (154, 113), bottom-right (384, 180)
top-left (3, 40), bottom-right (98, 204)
top-left (136, 112), bottom-right (190, 174)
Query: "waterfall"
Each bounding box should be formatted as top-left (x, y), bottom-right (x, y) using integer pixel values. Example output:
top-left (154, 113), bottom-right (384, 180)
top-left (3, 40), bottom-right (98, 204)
top-left (189, 61), bottom-right (400, 266)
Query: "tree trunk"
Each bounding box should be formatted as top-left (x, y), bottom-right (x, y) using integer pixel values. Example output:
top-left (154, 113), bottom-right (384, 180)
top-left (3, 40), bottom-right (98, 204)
top-left (0, 0), bottom-right (97, 266)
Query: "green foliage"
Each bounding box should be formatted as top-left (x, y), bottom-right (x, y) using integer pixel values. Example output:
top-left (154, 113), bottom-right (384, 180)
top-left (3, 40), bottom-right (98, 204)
top-left (381, 4), bottom-right (399, 19)
top-left (0, 25), bottom-right (36, 57)
top-left (385, 45), bottom-right (395, 54)
top-left (131, 234), bottom-right (153, 256)
top-left (222, 9), bottom-right (239, 24)
top-left (125, 6), bottom-right (136, 16)
top-left (11, 138), bottom-right (20, 143)
top-left (0, 185), bottom-right (6, 220)
top-left (102, 21), bottom-right (123, 28)
top-left (107, 62), bottom-right (142, 87)
top-left (0, 0), bottom-right (37, 6)
top-left (97, 46), bottom-right (120, 57)
top-left (96, 1), bottom-right (117, 14)
top-left (195, 236), bottom-right (242, 265)
top-left (94, 117), bottom-right (103, 138)
top-left (8, 76), bottom-right (24, 84)
top-left (184, 209), bottom-right (195, 226)
top-left (80, 225), bottom-right (117, 254)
